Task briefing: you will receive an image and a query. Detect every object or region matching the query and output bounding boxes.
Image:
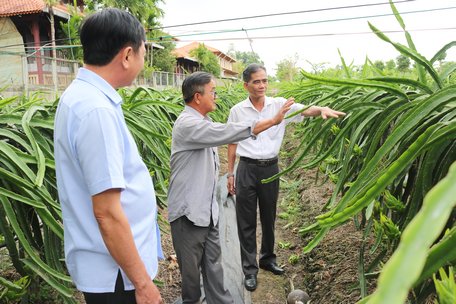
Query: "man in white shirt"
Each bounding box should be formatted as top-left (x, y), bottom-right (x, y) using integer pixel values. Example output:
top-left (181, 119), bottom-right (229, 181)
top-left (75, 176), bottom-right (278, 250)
top-left (227, 63), bottom-right (345, 292)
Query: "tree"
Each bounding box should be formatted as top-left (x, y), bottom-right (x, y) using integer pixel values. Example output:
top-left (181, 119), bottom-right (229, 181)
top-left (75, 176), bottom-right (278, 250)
top-left (373, 60), bottom-right (385, 71)
top-left (147, 30), bottom-right (176, 72)
top-left (60, 6), bottom-right (83, 62)
top-left (226, 45), bottom-right (265, 78)
top-left (227, 45), bottom-right (264, 66)
top-left (385, 59), bottom-right (396, 71)
top-left (232, 61), bottom-right (245, 76)
top-left (232, 50), bottom-right (264, 66)
top-left (275, 54), bottom-right (299, 82)
top-left (396, 54), bottom-right (411, 72)
top-left (306, 60), bottom-right (329, 74)
top-left (434, 51), bottom-right (447, 67)
top-left (190, 44), bottom-right (221, 76)
top-left (62, 1), bottom-right (172, 69)
top-left (45, 0), bottom-right (58, 95)
top-left (151, 43), bottom-right (176, 72)
top-left (85, 0), bottom-right (164, 26)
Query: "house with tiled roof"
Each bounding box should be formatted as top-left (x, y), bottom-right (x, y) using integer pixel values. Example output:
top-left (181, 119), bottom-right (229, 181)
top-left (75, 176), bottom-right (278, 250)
top-left (0, 0), bottom-right (84, 89)
top-left (173, 42), bottom-right (238, 79)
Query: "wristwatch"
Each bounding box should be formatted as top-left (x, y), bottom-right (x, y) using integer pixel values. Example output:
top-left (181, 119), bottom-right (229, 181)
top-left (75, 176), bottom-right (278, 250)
top-left (227, 173), bottom-right (234, 178)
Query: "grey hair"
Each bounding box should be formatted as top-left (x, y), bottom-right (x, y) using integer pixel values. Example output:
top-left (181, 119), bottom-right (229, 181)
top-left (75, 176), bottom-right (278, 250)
top-left (242, 63), bottom-right (266, 82)
top-left (182, 71), bottom-right (215, 103)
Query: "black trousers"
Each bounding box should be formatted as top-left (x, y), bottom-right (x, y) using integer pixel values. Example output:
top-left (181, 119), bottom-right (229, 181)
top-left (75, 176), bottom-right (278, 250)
top-left (83, 270), bottom-right (136, 304)
top-left (235, 158), bottom-right (279, 275)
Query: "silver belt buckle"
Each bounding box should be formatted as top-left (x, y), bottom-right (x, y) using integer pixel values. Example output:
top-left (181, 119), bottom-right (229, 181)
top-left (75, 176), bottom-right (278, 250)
top-left (258, 159), bottom-right (268, 165)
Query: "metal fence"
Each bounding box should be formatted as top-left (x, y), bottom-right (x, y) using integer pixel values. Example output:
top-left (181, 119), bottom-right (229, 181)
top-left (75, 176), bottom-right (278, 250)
top-left (136, 71), bottom-right (186, 89)
top-left (137, 71), bottom-right (238, 89)
top-left (0, 51), bottom-right (79, 98)
top-left (0, 52), bottom-right (238, 97)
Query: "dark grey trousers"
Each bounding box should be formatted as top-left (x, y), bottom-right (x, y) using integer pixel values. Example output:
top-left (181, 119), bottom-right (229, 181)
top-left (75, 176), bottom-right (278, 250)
top-left (170, 216), bottom-right (233, 304)
top-left (235, 159), bottom-right (279, 275)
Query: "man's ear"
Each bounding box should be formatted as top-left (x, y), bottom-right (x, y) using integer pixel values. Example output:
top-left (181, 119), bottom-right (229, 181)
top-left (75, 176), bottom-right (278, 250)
top-left (194, 92), bottom-right (201, 105)
top-left (121, 46), bottom-right (133, 69)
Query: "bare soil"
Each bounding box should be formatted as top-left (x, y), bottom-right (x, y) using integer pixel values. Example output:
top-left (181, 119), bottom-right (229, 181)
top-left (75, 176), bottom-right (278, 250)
top-left (156, 141), bottom-right (377, 303)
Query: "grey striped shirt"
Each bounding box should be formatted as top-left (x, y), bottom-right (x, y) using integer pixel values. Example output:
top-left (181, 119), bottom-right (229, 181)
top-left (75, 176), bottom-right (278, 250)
top-left (168, 106), bottom-right (256, 226)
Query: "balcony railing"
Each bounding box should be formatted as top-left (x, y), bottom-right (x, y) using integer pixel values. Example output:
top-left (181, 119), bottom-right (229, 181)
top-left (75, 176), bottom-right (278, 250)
top-left (25, 54), bottom-right (79, 88)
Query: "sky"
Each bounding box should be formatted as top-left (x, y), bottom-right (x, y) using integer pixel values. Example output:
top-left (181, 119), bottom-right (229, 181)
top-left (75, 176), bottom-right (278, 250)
top-left (157, 0), bottom-right (456, 76)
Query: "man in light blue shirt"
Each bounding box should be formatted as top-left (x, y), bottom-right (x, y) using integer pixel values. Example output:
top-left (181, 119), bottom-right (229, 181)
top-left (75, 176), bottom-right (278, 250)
top-left (54, 9), bottom-right (162, 304)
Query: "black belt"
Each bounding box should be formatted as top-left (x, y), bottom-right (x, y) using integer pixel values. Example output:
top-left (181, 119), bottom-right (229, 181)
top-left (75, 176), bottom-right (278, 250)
top-left (240, 156), bottom-right (278, 166)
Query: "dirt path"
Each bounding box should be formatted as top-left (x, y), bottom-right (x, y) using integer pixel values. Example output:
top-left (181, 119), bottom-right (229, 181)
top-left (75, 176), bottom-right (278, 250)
top-left (248, 136), bottom-right (376, 304)
top-left (157, 143), bottom-right (374, 303)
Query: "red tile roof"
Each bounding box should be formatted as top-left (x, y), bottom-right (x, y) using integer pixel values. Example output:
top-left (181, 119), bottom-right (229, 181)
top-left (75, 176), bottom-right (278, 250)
top-left (173, 42), bottom-right (236, 63)
top-left (0, 0), bottom-right (46, 17)
top-left (172, 41), bottom-right (201, 59)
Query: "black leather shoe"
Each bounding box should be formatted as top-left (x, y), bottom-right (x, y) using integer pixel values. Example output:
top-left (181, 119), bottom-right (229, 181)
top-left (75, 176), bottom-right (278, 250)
top-left (260, 263), bottom-right (285, 275)
top-left (244, 274), bottom-right (257, 291)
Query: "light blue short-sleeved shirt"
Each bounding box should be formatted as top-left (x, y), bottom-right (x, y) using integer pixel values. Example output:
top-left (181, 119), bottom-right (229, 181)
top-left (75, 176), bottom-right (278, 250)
top-left (54, 68), bottom-right (162, 293)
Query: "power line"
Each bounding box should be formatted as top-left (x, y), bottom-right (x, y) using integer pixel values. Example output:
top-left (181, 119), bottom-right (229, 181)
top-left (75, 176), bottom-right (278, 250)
top-left (1, 5), bottom-right (453, 56)
top-left (243, 29), bottom-right (255, 53)
top-left (4, 27), bottom-right (453, 56)
top-left (2, 27), bottom-right (454, 58)
top-left (156, 6), bottom-right (456, 41)
top-left (151, 0), bottom-right (416, 30)
top-left (0, 44), bottom-right (81, 56)
top-left (0, 37), bottom-right (76, 50)
top-left (157, 27), bottom-right (456, 43)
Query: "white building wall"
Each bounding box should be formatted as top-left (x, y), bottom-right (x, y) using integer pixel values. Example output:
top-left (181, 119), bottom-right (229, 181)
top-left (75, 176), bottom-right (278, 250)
top-left (0, 17), bottom-right (25, 86)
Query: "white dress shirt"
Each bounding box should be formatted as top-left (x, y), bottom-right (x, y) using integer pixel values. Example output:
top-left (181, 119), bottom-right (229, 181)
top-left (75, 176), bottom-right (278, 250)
top-left (228, 96), bottom-right (305, 159)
